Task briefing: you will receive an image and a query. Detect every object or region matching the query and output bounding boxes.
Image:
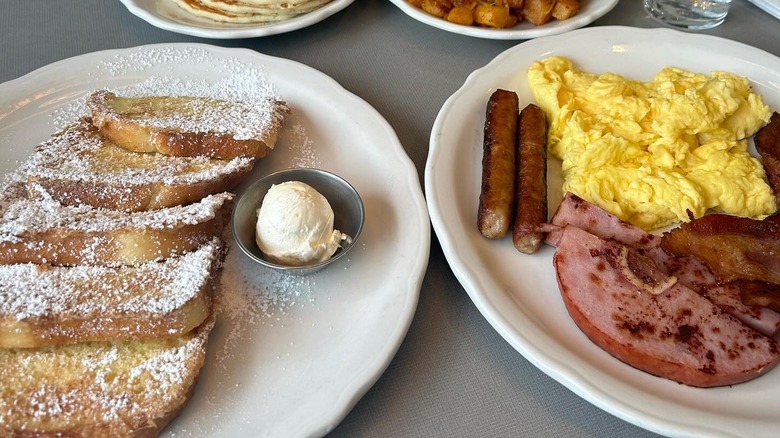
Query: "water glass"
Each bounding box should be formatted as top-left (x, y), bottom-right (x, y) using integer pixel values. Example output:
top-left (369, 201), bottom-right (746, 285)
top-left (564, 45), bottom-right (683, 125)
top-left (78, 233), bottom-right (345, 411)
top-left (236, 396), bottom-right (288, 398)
top-left (643, 0), bottom-right (732, 30)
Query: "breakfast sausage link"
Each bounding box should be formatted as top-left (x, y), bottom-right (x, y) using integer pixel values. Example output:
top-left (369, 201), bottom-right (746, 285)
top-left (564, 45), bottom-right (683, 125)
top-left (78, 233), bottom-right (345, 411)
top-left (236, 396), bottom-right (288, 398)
top-left (513, 103), bottom-right (548, 254)
top-left (478, 89), bottom-right (519, 239)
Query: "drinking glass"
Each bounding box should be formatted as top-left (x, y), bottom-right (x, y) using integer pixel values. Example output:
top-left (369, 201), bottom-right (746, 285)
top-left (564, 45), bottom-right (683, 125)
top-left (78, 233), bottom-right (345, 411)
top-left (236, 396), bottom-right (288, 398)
top-left (643, 0), bottom-right (732, 30)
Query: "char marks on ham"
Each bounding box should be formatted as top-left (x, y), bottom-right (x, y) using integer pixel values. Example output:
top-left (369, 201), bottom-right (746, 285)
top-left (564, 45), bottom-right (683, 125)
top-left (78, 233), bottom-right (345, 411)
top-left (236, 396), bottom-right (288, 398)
top-left (548, 193), bottom-right (780, 337)
top-left (554, 226), bottom-right (780, 387)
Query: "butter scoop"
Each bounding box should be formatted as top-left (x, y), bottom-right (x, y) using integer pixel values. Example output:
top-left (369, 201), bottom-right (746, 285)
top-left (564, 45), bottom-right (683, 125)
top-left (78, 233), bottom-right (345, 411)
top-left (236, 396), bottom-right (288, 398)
top-left (255, 181), bottom-right (349, 266)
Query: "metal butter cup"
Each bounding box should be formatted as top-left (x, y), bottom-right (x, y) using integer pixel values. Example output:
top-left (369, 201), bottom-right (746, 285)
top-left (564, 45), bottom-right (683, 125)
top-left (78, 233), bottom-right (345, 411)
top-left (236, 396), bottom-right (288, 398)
top-left (231, 168), bottom-right (364, 276)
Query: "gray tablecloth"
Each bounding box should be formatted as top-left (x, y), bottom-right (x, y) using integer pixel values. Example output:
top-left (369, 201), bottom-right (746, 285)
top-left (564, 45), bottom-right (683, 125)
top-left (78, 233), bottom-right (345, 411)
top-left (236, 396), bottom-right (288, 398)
top-left (2, 1), bottom-right (778, 437)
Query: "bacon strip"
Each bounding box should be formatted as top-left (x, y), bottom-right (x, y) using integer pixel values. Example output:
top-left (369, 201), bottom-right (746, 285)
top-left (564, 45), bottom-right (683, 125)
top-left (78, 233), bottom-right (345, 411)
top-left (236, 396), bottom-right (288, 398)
top-left (661, 214), bottom-right (780, 284)
top-left (727, 279), bottom-right (780, 312)
top-left (756, 111), bottom-right (780, 200)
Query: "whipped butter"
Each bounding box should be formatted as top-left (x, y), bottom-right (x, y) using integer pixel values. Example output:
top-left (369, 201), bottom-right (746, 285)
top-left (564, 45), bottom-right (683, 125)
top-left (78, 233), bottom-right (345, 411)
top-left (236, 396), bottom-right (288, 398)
top-left (255, 181), bottom-right (348, 266)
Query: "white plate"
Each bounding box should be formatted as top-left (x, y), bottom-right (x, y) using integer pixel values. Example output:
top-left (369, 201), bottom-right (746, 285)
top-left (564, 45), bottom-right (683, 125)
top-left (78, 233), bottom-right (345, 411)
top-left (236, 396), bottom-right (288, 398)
top-left (0, 43), bottom-right (429, 437)
top-left (118, 0), bottom-right (355, 38)
top-left (426, 26), bottom-right (780, 437)
top-left (746, 0), bottom-right (780, 20)
top-left (387, 0), bottom-right (618, 40)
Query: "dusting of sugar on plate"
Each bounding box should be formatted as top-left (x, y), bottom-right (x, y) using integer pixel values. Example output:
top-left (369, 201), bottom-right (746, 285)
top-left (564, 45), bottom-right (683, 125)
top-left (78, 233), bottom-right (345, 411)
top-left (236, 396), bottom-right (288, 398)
top-left (288, 122), bottom-right (321, 168)
top-left (170, 233), bottom-right (321, 436)
top-left (207, 229), bottom-right (318, 373)
top-left (214, 244), bottom-right (315, 360)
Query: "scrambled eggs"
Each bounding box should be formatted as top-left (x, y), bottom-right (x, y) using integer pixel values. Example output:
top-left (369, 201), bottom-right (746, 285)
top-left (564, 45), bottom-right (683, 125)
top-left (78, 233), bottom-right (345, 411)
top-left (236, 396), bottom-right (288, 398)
top-left (528, 56), bottom-right (775, 230)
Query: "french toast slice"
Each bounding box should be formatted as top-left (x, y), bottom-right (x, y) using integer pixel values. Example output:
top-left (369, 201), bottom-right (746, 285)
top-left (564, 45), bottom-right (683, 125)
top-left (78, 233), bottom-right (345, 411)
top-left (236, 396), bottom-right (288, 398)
top-left (88, 90), bottom-right (290, 160)
top-left (20, 118), bottom-right (255, 212)
top-left (0, 176), bottom-right (232, 266)
top-left (0, 238), bottom-right (224, 349)
top-left (0, 315), bottom-right (214, 437)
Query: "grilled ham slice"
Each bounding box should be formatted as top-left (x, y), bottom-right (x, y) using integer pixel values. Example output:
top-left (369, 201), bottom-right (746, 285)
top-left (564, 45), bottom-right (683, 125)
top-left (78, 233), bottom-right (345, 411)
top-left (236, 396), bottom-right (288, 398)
top-left (547, 193), bottom-right (780, 336)
top-left (554, 225), bottom-right (780, 387)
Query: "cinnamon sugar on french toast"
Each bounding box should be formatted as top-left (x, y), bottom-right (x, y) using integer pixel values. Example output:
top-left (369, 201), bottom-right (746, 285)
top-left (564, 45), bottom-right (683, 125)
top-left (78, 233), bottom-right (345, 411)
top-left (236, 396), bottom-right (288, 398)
top-left (20, 117), bottom-right (255, 212)
top-left (0, 316), bottom-right (214, 437)
top-left (0, 238), bottom-right (223, 349)
top-left (88, 90), bottom-right (289, 159)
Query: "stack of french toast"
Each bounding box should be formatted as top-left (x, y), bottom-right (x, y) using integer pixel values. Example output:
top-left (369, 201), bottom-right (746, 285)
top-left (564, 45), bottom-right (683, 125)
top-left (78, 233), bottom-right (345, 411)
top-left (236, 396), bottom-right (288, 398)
top-left (0, 89), bottom-right (288, 435)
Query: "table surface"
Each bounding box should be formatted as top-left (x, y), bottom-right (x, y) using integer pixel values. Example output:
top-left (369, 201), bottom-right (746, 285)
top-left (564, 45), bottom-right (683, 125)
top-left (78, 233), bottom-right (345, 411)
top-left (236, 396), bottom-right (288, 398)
top-left (2, 1), bottom-right (778, 437)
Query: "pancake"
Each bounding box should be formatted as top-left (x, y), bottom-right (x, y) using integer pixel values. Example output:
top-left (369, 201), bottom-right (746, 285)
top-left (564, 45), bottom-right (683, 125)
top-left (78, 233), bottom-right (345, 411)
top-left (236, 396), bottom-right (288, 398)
top-left (172, 0), bottom-right (332, 23)
top-left (201, 0), bottom-right (325, 11)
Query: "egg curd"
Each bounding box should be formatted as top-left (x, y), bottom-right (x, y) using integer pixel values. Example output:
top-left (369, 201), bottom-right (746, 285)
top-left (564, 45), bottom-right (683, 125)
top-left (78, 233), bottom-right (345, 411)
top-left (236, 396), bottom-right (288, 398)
top-left (528, 56), bottom-right (775, 230)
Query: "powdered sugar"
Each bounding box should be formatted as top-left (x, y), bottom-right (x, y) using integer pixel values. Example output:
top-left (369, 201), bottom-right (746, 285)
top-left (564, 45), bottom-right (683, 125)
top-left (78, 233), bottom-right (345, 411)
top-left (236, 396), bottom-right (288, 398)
top-left (0, 325), bottom-right (210, 430)
top-left (0, 239), bottom-right (218, 324)
top-left (54, 47), bottom-right (288, 142)
top-left (288, 122), bottom-right (322, 168)
top-left (213, 235), bottom-right (317, 365)
top-left (218, 261), bottom-right (315, 321)
top-left (20, 118), bottom-right (255, 189)
top-left (0, 177), bottom-right (231, 239)
top-left (95, 47), bottom-right (257, 82)
top-left (0, 46), bottom-right (347, 435)
top-left (89, 89), bottom-right (287, 145)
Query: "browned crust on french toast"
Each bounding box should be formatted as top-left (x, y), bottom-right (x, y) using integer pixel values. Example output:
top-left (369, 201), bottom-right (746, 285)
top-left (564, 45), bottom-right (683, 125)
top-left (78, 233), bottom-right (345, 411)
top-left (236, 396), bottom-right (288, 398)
top-left (21, 118), bottom-right (255, 212)
top-left (88, 90), bottom-right (288, 160)
top-left (0, 288), bottom-right (211, 349)
top-left (0, 177), bottom-right (233, 266)
top-left (0, 316), bottom-right (214, 437)
top-left (0, 240), bottom-right (225, 349)
top-left (0, 209), bottom-right (228, 266)
top-left (93, 116), bottom-right (270, 159)
top-left (30, 171), bottom-right (247, 212)
top-left (0, 85), bottom-right (278, 435)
